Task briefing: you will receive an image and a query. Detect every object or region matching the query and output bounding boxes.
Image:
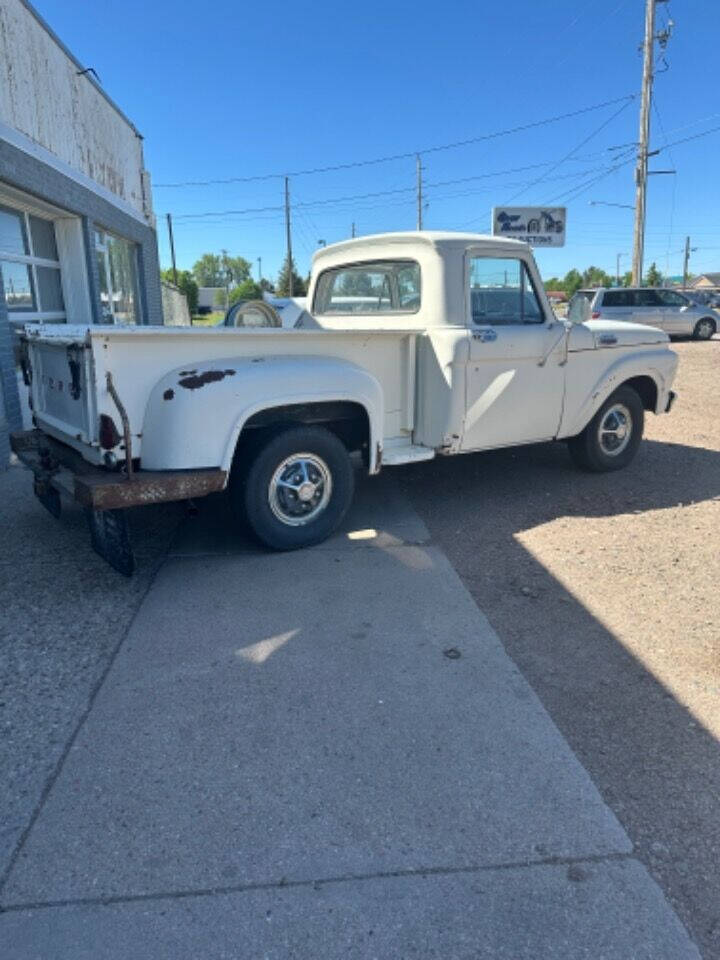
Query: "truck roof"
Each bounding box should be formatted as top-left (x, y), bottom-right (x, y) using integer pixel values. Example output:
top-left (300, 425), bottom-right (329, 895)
top-left (312, 231), bottom-right (529, 264)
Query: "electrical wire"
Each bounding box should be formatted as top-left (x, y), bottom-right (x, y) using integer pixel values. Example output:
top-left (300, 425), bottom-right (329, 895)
top-left (505, 98), bottom-right (634, 203)
top-left (154, 94), bottom-right (635, 188)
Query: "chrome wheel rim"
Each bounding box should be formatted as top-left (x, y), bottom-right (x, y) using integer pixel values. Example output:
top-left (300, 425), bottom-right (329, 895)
top-left (598, 403), bottom-right (632, 457)
top-left (268, 453), bottom-right (332, 527)
top-left (697, 319), bottom-right (714, 339)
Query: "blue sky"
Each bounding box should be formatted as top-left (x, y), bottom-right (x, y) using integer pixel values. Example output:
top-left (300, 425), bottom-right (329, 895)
top-left (40, 0), bottom-right (720, 283)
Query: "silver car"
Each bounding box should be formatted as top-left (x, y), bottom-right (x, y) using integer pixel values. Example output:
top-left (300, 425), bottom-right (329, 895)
top-left (581, 287), bottom-right (718, 340)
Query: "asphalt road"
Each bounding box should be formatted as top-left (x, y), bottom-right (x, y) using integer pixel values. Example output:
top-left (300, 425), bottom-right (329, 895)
top-left (401, 336), bottom-right (720, 958)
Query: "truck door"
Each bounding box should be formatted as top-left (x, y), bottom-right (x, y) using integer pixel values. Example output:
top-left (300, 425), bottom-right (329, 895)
top-left (461, 254), bottom-right (566, 452)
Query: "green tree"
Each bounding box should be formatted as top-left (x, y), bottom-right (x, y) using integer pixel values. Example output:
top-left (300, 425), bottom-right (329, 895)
top-left (259, 277), bottom-right (275, 294)
top-left (276, 258), bottom-right (307, 296)
top-left (581, 265), bottom-right (613, 289)
top-left (192, 251), bottom-right (252, 287)
top-left (644, 262), bottom-right (663, 287)
top-left (161, 269), bottom-right (198, 313)
top-left (229, 279), bottom-right (263, 303)
top-left (544, 277), bottom-right (562, 291)
top-left (562, 269), bottom-right (583, 297)
top-left (621, 270), bottom-right (633, 287)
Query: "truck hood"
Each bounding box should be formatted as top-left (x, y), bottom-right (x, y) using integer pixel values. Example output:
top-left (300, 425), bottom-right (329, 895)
top-left (584, 318), bottom-right (669, 347)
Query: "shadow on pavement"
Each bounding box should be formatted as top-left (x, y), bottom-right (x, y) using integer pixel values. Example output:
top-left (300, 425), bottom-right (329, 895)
top-left (400, 437), bottom-right (720, 959)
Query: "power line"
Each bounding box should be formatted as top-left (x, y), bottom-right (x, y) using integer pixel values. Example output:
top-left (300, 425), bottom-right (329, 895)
top-left (153, 94), bottom-right (635, 188)
top-left (505, 98), bottom-right (634, 203)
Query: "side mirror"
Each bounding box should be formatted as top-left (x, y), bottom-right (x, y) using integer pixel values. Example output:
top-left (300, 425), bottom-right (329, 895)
top-left (568, 295), bottom-right (591, 325)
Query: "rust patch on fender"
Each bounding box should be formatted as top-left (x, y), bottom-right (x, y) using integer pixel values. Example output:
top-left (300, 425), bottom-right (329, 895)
top-left (163, 388), bottom-right (175, 401)
top-left (178, 369), bottom-right (236, 390)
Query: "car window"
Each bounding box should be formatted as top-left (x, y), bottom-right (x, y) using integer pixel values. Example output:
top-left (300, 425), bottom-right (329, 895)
top-left (314, 260), bottom-right (420, 315)
top-left (633, 289), bottom-right (662, 307)
top-left (657, 290), bottom-right (687, 307)
top-left (602, 290), bottom-right (631, 307)
top-left (469, 257), bottom-right (544, 326)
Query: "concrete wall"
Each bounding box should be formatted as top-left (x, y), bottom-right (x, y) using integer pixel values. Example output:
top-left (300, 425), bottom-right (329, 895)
top-left (161, 282), bottom-right (191, 326)
top-left (0, 0), bottom-right (152, 221)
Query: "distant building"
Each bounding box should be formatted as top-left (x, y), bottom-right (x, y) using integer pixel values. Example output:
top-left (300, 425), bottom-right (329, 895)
top-left (690, 273), bottom-right (720, 290)
top-left (197, 287), bottom-right (227, 312)
top-left (0, 0), bottom-right (162, 468)
top-left (545, 290), bottom-right (568, 303)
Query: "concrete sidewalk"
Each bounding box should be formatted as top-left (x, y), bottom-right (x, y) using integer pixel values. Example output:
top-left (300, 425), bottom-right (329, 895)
top-left (0, 472), bottom-right (700, 958)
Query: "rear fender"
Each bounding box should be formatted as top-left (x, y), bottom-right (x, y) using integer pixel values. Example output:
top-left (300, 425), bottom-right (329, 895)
top-left (559, 348), bottom-right (678, 438)
top-left (141, 355), bottom-right (384, 474)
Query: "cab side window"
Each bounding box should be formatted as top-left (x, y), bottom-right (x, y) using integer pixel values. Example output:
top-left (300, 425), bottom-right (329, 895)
top-left (470, 257), bottom-right (544, 326)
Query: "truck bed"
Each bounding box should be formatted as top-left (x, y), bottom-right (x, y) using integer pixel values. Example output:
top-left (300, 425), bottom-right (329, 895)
top-left (24, 324), bottom-right (422, 467)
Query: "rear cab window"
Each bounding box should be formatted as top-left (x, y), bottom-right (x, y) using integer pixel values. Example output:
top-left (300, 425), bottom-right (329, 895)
top-left (313, 260), bottom-right (421, 315)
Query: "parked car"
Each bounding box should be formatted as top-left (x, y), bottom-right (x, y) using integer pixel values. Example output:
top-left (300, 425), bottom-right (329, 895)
top-left (571, 287), bottom-right (718, 340)
top-left (14, 232), bottom-right (678, 573)
top-left (684, 289), bottom-right (720, 310)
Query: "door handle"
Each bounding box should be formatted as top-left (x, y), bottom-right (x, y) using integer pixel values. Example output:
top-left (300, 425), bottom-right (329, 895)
top-left (473, 329), bottom-right (497, 342)
top-left (598, 334), bottom-right (618, 345)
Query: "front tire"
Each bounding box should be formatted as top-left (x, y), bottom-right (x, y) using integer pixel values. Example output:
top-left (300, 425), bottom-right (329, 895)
top-left (568, 386), bottom-right (644, 472)
top-left (693, 317), bottom-right (716, 340)
top-left (241, 426), bottom-right (354, 550)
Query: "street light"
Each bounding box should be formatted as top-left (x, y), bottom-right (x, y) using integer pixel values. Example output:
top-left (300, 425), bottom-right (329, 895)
top-left (616, 252), bottom-right (628, 286)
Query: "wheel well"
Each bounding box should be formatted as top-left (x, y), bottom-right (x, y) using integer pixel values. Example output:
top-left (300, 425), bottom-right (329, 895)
top-left (236, 401), bottom-right (370, 460)
top-left (622, 375), bottom-right (658, 412)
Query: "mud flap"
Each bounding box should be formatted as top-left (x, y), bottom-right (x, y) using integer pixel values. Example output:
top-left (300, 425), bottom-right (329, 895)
top-left (85, 507), bottom-right (135, 577)
top-left (33, 478), bottom-right (62, 519)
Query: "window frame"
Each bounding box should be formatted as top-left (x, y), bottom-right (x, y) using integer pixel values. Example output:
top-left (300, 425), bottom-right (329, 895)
top-left (466, 252), bottom-right (548, 328)
top-left (0, 203), bottom-right (66, 323)
top-left (94, 227), bottom-right (142, 325)
top-left (312, 258), bottom-right (422, 317)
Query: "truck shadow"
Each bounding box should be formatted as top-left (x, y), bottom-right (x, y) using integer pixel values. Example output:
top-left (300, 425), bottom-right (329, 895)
top-left (398, 437), bottom-right (720, 957)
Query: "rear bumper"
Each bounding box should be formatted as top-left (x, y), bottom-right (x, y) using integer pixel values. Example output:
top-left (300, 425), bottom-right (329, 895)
top-left (11, 430), bottom-right (227, 510)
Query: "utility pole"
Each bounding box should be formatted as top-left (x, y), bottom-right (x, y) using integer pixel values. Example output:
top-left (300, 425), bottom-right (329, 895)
top-left (416, 154), bottom-right (423, 230)
top-left (257, 257), bottom-right (262, 282)
top-left (351, 222), bottom-right (356, 238)
top-left (284, 176), bottom-right (293, 297)
top-left (166, 213), bottom-right (178, 285)
top-left (616, 252), bottom-right (624, 286)
top-left (682, 237), bottom-right (697, 290)
top-left (632, 0), bottom-right (658, 285)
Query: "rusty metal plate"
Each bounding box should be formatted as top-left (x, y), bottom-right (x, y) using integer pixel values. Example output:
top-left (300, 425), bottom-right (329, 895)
top-left (11, 430), bottom-right (227, 510)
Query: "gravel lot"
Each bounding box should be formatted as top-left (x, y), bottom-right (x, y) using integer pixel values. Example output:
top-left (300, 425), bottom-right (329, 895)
top-left (402, 337), bottom-right (720, 958)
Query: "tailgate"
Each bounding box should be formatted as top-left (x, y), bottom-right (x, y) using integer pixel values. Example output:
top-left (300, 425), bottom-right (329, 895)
top-left (24, 328), bottom-right (97, 446)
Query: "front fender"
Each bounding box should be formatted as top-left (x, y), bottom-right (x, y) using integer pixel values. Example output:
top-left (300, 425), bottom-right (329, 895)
top-left (559, 347), bottom-right (678, 438)
top-left (141, 355), bottom-right (384, 473)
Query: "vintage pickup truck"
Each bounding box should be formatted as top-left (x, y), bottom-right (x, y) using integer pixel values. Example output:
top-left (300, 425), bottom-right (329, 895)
top-left (12, 231), bottom-right (678, 574)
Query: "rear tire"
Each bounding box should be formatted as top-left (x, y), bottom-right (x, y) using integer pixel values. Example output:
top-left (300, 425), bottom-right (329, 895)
top-left (693, 317), bottom-right (716, 340)
top-left (568, 386), bottom-right (644, 473)
top-left (240, 425), bottom-right (354, 550)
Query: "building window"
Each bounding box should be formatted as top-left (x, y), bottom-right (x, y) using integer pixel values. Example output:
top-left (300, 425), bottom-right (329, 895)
top-left (0, 204), bottom-right (65, 323)
top-left (94, 229), bottom-right (140, 324)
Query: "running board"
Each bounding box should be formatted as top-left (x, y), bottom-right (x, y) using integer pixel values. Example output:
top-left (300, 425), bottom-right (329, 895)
top-left (381, 444), bottom-right (436, 467)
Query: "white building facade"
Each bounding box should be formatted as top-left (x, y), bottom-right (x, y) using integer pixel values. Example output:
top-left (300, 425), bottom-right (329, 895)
top-left (0, 0), bottom-right (163, 467)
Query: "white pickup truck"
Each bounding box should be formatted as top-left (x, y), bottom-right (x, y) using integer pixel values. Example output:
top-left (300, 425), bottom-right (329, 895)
top-left (13, 231), bottom-right (678, 574)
